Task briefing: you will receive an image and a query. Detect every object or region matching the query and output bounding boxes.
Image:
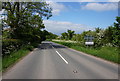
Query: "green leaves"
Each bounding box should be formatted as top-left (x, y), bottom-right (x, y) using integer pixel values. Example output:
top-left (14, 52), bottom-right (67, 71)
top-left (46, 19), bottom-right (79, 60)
top-left (61, 30), bottom-right (75, 40)
top-left (2, 39), bottom-right (23, 57)
top-left (2, 2), bottom-right (52, 43)
top-left (60, 16), bottom-right (120, 48)
top-left (112, 17), bottom-right (120, 47)
top-left (102, 17), bottom-right (120, 47)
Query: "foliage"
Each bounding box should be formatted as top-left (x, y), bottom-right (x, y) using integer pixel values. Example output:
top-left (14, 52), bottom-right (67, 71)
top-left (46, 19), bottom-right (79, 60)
top-left (41, 30), bottom-right (58, 40)
top-left (46, 32), bottom-right (58, 40)
top-left (2, 2), bottom-right (53, 62)
top-left (101, 17), bottom-right (120, 47)
top-left (2, 29), bottom-right (11, 39)
top-left (53, 41), bottom-right (119, 63)
top-left (2, 39), bottom-right (39, 57)
top-left (2, 39), bottom-right (24, 57)
top-left (67, 30), bottom-right (75, 40)
top-left (2, 2), bottom-right (52, 43)
top-left (61, 30), bottom-right (75, 40)
top-left (103, 26), bottom-right (114, 45)
top-left (112, 17), bottom-right (120, 47)
top-left (31, 42), bottom-right (39, 48)
top-left (60, 17), bottom-right (120, 48)
top-left (2, 46), bottom-right (30, 71)
top-left (61, 32), bottom-right (68, 40)
top-left (25, 45), bottom-right (34, 51)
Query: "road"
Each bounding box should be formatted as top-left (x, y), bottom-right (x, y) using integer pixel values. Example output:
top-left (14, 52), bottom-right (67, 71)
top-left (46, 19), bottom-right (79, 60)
top-left (2, 41), bottom-right (118, 79)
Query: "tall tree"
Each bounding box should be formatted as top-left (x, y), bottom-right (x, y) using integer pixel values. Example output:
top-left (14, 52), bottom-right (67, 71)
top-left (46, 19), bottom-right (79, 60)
top-left (95, 27), bottom-right (101, 33)
top-left (112, 17), bottom-right (120, 47)
top-left (67, 30), bottom-right (75, 40)
top-left (2, 2), bottom-right (52, 42)
top-left (61, 32), bottom-right (68, 40)
top-left (103, 26), bottom-right (114, 44)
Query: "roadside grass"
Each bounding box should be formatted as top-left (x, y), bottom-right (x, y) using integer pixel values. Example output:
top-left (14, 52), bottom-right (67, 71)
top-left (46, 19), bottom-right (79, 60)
top-left (2, 45), bottom-right (35, 72)
top-left (0, 58), bottom-right (2, 72)
top-left (52, 41), bottom-right (119, 64)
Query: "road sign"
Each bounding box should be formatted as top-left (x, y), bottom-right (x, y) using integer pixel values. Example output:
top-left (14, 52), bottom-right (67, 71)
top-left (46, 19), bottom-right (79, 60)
top-left (84, 35), bottom-right (94, 40)
top-left (85, 42), bottom-right (94, 45)
top-left (84, 35), bottom-right (94, 45)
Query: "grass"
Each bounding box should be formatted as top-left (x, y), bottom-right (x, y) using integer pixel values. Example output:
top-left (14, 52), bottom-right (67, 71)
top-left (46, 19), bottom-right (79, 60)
top-left (2, 46), bottom-right (31, 72)
top-left (53, 41), bottom-right (119, 64)
top-left (2, 42), bottom-right (39, 72)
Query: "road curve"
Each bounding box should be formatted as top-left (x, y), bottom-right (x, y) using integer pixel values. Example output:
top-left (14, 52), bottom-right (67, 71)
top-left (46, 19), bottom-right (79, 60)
top-left (2, 41), bottom-right (119, 79)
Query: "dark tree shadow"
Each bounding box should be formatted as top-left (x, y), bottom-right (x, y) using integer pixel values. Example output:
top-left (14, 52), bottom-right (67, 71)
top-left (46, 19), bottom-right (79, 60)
top-left (38, 43), bottom-right (66, 50)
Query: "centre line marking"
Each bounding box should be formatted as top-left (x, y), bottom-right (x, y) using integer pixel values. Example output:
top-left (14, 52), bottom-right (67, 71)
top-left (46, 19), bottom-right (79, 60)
top-left (56, 51), bottom-right (68, 64)
top-left (49, 43), bottom-right (68, 64)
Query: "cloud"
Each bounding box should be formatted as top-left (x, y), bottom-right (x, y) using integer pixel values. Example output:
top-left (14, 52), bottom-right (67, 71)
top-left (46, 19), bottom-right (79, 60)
top-left (79, 0), bottom-right (95, 2)
top-left (81, 3), bottom-right (118, 11)
top-left (108, 0), bottom-right (120, 2)
top-left (47, 1), bottom-right (66, 15)
top-left (43, 20), bottom-right (94, 35)
top-left (44, 0), bottom-right (119, 2)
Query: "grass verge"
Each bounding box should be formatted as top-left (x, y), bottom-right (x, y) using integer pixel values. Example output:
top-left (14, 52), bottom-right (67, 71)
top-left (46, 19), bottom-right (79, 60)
top-left (2, 45), bottom-right (34, 72)
top-left (52, 41), bottom-right (119, 64)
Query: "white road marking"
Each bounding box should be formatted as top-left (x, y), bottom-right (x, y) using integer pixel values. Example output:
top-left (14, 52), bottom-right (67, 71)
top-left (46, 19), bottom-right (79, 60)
top-left (56, 51), bottom-right (68, 64)
top-left (49, 43), bottom-right (68, 64)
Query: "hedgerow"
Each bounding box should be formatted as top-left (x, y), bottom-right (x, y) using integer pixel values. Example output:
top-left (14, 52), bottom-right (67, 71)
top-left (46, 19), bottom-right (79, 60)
top-left (2, 39), bottom-right (24, 57)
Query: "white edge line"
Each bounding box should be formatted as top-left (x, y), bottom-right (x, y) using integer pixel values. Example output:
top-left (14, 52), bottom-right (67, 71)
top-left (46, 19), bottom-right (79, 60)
top-left (56, 51), bottom-right (68, 64)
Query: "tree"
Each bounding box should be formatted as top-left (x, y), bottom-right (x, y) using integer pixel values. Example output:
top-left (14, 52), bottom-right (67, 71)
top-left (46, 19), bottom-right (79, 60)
top-left (67, 30), bottom-right (75, 40)
top-left (103, 26), bottom-right (114, 44)
top-left (46, 32), bottom-right (58, 40)
top-left (95, 27), bottom-right (101, 33)
top-left (2, 2), bottom-right (52, 43)
top-left (61, 30), bottom-right (75, 40)
top-left (61, 32), bottom-right (68, 40)
top-left (112, 17), bottom-right (120, 47)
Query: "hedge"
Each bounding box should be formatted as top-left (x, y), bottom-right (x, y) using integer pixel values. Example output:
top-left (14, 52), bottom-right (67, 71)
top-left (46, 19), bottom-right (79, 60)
top-left (2, 39), bottom-right (24, 57)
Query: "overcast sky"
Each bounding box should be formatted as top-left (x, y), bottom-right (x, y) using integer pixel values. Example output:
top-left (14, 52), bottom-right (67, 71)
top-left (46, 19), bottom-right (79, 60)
top-left (43, 1), bottom-right (118, 35)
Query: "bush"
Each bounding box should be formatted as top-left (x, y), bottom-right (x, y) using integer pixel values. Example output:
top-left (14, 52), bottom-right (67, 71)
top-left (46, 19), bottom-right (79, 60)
top-left (25, 45), bottom-right (34, 51)
top-left (31, 43), bottom-right (39, 48)
top-left (53, 41), bottom-right (119, 63)
top-left (2, 39), bottom-right (39, 57)
top-left (2, 39), bottom-right (24, 57)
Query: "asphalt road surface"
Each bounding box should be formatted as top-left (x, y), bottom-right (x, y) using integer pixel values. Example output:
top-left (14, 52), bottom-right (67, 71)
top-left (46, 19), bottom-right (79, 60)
top-left (2, 41), bottom-right (118, 79)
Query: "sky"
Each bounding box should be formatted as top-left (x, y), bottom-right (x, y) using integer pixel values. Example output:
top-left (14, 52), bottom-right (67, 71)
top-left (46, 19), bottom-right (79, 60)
top-left (0, 1), bottom-right (119, 35)
top-left (43, 1), bottom-right (118, 35)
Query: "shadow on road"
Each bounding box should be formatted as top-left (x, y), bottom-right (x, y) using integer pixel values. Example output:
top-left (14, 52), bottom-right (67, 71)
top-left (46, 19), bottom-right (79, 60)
top-left (38, 43), bottom-right (66, 50)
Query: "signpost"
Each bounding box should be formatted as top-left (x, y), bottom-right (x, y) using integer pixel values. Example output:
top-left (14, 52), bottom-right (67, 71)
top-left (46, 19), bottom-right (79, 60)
top-left (84, 35), bottom-right (94, 45)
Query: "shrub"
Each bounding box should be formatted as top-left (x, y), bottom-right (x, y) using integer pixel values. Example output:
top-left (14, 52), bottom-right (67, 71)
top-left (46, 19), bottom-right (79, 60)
top-left (25, 45), bottom-right (34, 51)
top-left (31, 43), bottom-right (39, 48)
top-left (2, 39), bottom-right (23, 57)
